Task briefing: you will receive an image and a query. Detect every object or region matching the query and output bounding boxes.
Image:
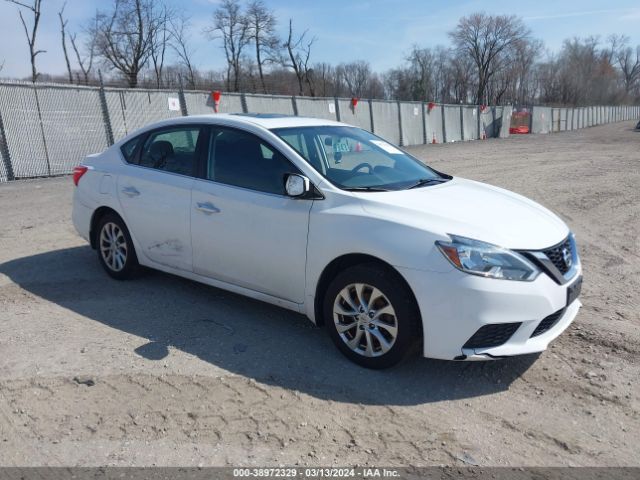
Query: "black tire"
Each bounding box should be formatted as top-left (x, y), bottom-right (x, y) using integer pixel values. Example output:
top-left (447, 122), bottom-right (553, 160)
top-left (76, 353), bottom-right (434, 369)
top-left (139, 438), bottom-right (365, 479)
top-left (96, 213), bottom-right (139, 280)
top-left (323, 263), bottom-right (421, 369)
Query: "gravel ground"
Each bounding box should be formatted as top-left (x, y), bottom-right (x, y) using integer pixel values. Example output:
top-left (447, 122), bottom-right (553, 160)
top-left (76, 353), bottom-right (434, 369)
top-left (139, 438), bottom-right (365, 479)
top-left (0, 121), bottom-right (638, 467)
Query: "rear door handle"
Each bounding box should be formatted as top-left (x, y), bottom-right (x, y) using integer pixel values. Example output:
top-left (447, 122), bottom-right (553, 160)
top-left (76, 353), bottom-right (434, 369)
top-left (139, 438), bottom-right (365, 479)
top-left (195, 201), bottom-right (220, 215)
top-left (121, 186), bottom-right (140, 197)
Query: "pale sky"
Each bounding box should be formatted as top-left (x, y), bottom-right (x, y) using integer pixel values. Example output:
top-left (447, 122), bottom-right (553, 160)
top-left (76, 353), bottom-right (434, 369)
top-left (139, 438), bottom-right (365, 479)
top-left (1, 0), bottom-right (639, 79)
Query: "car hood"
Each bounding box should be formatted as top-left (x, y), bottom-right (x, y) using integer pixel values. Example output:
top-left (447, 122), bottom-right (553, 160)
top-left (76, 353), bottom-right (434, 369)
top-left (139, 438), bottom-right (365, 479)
top-left (357, 177), bottom-right (569, 250)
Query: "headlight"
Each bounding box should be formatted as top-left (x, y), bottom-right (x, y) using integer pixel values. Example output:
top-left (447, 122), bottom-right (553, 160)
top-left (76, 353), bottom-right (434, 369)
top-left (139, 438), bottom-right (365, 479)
top-left (436, 235), bottom-right (540, 281)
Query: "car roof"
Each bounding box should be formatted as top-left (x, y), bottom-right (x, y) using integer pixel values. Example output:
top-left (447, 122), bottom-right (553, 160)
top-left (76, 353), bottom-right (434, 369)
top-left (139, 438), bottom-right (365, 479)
top-left (113, 113), bottom-right (352, 148)
top-left (152, 113), bottom-right (346, 130)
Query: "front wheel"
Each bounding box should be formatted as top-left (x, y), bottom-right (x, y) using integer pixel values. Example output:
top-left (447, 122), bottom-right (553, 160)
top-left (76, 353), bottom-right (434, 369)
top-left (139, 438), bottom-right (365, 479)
top-left (96, 213), bottom-right (138, 280)
top-left (323, 263), bottom-right (421, 369)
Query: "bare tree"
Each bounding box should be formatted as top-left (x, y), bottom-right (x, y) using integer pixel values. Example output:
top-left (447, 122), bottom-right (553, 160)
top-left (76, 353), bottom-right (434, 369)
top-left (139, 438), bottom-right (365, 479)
top-left (338, 61), bottom-right (371, 98)
top-left (57, 2), bottom-right (74, 84)
top-left (618, 46), bottom-right (640, 94)
top-left (5, 0), bottom-right (44, 82)
top-left (308, 62), bottom-right (336, 97)
top-left (450, 13), bottom-right (531, 104)
top-left (283, 19), bottom-right (315, 96)
top-left (246, 0), bottom-right (279, 94)
top-left (70, 13), bottom-right (98, 85)
top-left (149, 3), bottom-right (171, 89)
top-left (535, 37), bottom-right (620, 106)
top-left (93, 0), bottom-right (158, 88)
top-left (510, 39), bottom-right (543, 104)
top-left (406, 46), bottom-right (435, 100)
top-left (448, 51), bottom-right (475, 103)
top-left (206, 0), bottom-right (251, 92)
top-left (169, 14), bottom-right (197, 89)
top-left (609, 36), bottom-right (640, 94)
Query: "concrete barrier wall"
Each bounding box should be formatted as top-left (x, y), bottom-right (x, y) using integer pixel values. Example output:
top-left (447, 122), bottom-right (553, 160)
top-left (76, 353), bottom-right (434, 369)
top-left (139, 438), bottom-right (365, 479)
top-left (370, 100), bottom-right (400, 144)
top-left (424, 105), bottom-right (443, 144)
top-left (498, 106), bottom-right (512, 138)
top-left (1, 80), bottom-right (638, 182)
top-left (571, 108), bottom-right (576, 128)
top-left (0, 83), bottom-right (51, 178)
top-left (245, 94), bottom-right (295, 115)
top-left (531, 107), bottom-right (552, 134)
top-left (295, 97), bottom-right (337, 121)
top-left (399, 102), bottom-right (424, 146)
top-left (443, 105), bottom-right (462, 142)
top-left (38, 86), bottom-right (110, 175)
top-left (337, 99), bottom-right (371, 132)
top-left (105, 88), bottom-right (183, 140)
top-left (183, 91), bottom-right (244, 115)
top-left (480, 108), bottom-right (495, 138)
top-left (461, 106), bottom-right (479, 140)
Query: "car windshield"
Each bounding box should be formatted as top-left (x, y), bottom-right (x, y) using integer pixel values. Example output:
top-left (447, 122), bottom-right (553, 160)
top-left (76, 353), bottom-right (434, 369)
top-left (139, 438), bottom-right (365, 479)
top-left (271, 126), bottom-right (449, 191)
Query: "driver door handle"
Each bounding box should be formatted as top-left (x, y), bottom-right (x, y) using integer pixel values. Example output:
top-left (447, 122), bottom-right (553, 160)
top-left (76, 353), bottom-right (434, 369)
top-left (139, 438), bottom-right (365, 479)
top-left (195, 201), bottom-right (220, 215)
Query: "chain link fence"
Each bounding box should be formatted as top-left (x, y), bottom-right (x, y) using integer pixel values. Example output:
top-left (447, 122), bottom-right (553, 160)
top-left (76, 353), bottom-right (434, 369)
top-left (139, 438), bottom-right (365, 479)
top-left (0, 79), bottom-right (639, 182)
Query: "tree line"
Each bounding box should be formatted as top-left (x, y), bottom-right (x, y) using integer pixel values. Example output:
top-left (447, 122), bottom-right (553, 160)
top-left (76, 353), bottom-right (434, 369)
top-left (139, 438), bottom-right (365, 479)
top-left (4, 0), bottom-right (640, 106)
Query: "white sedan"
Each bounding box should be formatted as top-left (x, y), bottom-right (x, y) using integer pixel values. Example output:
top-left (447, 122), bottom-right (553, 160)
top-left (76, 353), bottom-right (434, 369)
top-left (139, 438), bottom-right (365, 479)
top-left (72, 113), bottom-right (582, 368)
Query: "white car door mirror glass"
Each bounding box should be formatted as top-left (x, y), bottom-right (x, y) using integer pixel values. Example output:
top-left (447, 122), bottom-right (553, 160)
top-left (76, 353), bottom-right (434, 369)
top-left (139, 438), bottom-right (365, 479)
top-left (285, 174), bottom-right (310, 197)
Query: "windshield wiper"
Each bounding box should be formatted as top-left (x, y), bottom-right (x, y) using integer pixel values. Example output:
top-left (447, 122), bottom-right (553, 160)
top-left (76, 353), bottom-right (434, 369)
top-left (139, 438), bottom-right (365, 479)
top-left (343, 186), bottom-right (392, 192)
top-left (407, 178), bottom-right (448, 189)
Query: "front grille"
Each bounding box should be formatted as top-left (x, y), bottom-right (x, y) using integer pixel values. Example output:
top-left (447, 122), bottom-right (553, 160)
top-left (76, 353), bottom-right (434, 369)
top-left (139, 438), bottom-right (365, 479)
top-left (531, 308), bottom-right (565, 337)
top-left (543, 237), bottom-right (572, 274)
top-left (463, 323), bottom-right (521, 349)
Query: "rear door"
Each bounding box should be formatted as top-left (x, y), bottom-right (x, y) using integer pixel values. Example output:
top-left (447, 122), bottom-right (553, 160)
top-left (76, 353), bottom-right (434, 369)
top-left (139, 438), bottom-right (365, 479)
top-left (117, 125), bottom-right (204, 272)
top-left (190, 126), bottom-right (313, 303)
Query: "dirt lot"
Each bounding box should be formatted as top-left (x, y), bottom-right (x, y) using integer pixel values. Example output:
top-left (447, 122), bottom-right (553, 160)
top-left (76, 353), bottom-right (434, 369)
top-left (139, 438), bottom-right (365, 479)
top-left (0, 121), bottom-right (639, 467)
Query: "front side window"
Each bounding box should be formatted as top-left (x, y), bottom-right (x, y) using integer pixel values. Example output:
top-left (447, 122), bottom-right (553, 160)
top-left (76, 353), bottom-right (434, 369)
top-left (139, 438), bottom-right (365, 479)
top-left (272, 126), bottom-right (448, 191)
top-left (207, 127), bottom-right (300, 195)
top-left (138, 127), bottom-right (201, 176)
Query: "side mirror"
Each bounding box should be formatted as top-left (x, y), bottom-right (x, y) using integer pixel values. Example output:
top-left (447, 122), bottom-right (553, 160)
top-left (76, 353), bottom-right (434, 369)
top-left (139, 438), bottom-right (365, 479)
top-left (285, 173), bottom-right (311, 198)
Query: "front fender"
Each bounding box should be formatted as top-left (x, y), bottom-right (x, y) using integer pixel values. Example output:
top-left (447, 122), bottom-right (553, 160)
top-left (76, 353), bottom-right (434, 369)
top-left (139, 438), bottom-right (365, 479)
top-left (304, 194), bottom-right (453, 321)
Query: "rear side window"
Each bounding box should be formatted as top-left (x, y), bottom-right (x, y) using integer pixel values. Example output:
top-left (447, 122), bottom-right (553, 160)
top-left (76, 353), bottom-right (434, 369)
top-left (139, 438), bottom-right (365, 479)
top-left (138, 127), bottom-right (201, 177)
top-left (120, 136), bottom-right (141, 163)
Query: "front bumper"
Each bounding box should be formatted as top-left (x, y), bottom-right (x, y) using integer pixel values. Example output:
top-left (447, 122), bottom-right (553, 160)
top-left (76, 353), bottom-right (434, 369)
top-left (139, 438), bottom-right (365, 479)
top-left (397, 264), bottom-right (582, 360)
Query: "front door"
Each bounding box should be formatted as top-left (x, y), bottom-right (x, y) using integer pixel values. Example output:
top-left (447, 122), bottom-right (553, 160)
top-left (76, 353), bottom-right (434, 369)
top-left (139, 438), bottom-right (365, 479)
top-left (191, 126), bottom-right (312, 303)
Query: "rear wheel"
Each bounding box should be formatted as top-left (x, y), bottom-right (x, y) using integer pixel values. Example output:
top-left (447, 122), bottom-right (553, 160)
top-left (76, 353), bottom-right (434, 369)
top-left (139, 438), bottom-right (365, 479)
top-left (96, 213), bottom-right (138, 280)
top-left (323, 263), bottom-right (421, 369)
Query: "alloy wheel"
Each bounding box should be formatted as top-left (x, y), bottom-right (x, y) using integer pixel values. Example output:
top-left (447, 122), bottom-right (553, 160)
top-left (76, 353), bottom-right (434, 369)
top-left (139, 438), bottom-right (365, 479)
top-left (100, 222), bottom-right (128, 272)
top-left (333, 283), bottom-right (398, 357)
